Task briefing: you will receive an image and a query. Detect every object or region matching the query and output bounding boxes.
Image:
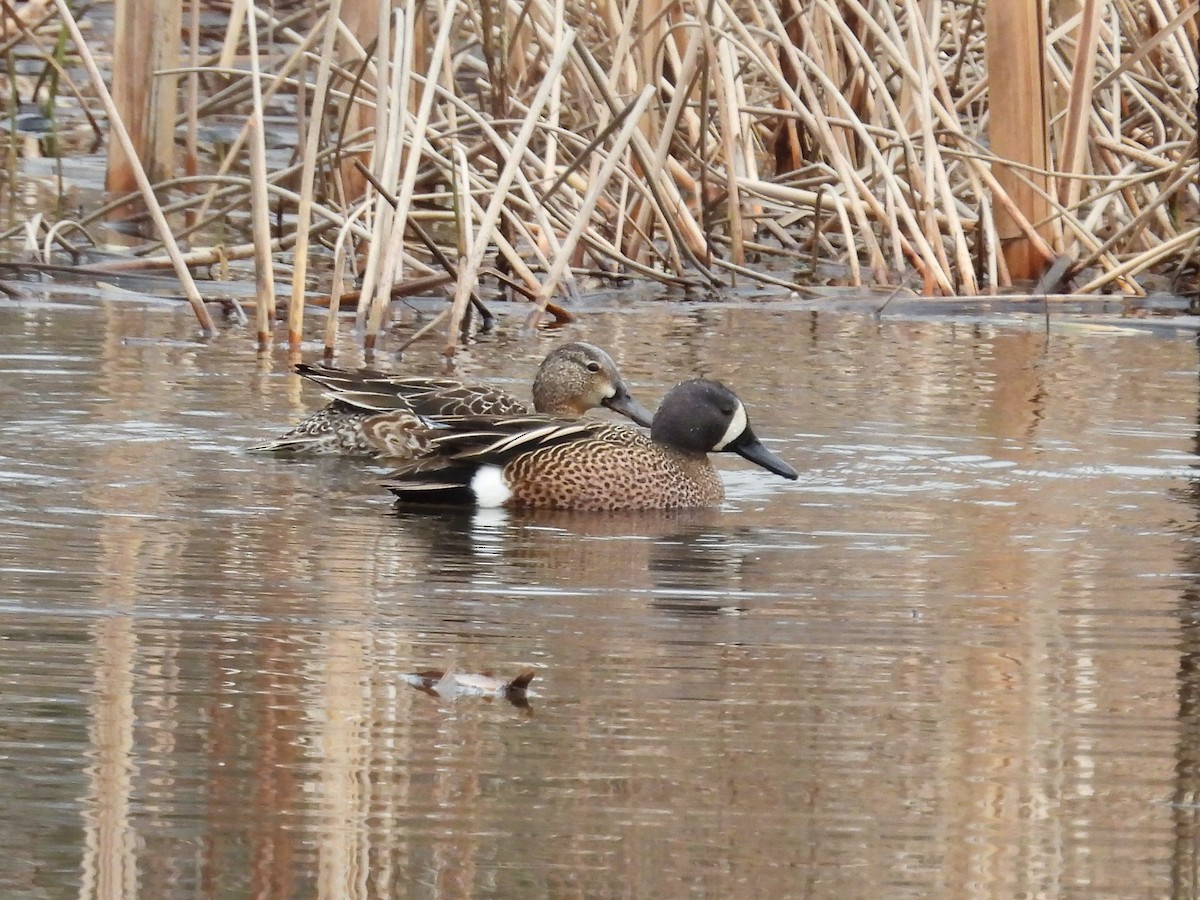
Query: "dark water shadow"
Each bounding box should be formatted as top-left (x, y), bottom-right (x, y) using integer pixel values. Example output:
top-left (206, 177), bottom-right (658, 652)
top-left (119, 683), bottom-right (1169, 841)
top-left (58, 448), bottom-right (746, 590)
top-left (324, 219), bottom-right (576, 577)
top-left (1172, 333), bottom-right (1200, 898)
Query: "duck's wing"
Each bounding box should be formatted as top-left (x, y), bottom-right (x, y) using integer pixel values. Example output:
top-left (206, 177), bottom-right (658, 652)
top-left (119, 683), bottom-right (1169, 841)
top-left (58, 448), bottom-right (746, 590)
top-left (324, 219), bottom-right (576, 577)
top-left (393, 416), bottom-right (606, 471)
top-left (380, 415), bottom-right (611, 499)
top-left (296, 363), bottom-right (529, 416)
top-left (398, 383), bottom-right (530, 418)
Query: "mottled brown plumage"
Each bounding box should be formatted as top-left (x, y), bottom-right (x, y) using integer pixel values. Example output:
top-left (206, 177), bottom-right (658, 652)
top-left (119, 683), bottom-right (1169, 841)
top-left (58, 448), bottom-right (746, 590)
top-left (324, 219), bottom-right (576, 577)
top-left (500, 425), bottom-right (726, 509)
top-left (383, 379), bottom-right (798, 510)
top-left (251, 342), bottom-right (652, 456)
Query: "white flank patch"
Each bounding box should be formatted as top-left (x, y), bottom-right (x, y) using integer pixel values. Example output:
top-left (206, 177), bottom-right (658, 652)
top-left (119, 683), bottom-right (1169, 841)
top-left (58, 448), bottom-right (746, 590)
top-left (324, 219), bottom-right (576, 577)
top-left (470, 465), bottom-right (512, 508)
top-left (713, 402), bottom-right (748, 450)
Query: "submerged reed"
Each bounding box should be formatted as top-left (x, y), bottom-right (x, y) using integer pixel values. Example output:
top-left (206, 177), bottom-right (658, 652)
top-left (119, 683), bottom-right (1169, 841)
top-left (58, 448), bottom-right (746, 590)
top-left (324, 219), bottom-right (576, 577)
top-left (0, 0), bottom-right (1196, 347)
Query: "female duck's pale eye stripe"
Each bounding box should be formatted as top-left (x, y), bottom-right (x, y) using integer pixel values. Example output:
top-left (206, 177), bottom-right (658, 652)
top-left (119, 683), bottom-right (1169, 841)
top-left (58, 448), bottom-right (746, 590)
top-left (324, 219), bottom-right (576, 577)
top-left (470, 465), bottom-right (512, 507)
top-left (713, 402), bottom-right (747, 451)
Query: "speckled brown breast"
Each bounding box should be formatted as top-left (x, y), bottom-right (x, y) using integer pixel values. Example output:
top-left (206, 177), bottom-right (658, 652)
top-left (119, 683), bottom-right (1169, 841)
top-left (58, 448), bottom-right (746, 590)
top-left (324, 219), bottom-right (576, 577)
top-left (502, 427), bottom-right (725, 510)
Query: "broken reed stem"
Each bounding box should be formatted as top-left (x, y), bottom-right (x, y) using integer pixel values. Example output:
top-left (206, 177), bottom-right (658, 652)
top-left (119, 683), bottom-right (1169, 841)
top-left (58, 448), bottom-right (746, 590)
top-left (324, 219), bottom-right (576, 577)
top-left (1057, 0), bottom-right (1103, 214)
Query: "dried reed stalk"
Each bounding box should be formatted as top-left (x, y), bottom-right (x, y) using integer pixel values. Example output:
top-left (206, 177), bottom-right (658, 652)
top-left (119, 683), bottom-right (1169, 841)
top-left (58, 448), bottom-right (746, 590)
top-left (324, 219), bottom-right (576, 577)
top-left (244, 0), bottom-right (276, 348)
top-left (7, 0), bottom-right (1197, 347)
top-left (288, 2), bottom-right (342, 350)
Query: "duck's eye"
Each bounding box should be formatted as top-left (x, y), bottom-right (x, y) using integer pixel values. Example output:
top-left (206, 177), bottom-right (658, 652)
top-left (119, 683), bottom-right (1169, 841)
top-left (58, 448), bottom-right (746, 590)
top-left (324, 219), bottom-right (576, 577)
top-left (585, 361), bottom-right (602, 373)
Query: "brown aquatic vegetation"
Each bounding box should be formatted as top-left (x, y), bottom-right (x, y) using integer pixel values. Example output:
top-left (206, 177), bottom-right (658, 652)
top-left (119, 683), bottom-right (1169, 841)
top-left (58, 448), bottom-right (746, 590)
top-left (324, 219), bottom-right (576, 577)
top-left (0, 0), bottom-right (1195, 346)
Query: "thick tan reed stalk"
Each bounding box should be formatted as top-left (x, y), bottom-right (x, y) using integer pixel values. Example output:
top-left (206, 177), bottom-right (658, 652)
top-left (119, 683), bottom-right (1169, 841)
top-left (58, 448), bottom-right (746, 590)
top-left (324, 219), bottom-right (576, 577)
top-left (541, 0), bottom-right (564, 183)
top-left (288, 2), bottom-right (342, 351)
top-left (218, 0), bottom-right (247, 69)
top-left (988, 1), bottom-right (1056, 278)
top-left (444, 143), bottom-right (473, 349)
top-left (107, 0), bottom-right (178, 192)
top-left (353, 0), bottom-right (402, 345)
top-left (365, 0), bottom-right (458, 345)
top-left (51, 0), bottom-right (213, 332)
top-left (183, 0), bottom-right (199, 185)
top-left (244, 0), bottom-right (276, 348)
top-left (700, 1), bottom-right (747, 266)
top-left (1057, 0), bottom-right (1104, 216)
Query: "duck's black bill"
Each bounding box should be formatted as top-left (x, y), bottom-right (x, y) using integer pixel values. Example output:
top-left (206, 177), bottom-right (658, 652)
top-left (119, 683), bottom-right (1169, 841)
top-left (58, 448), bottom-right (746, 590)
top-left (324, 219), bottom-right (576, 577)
top-left (604, 391), bottom-right (655, 428)
top-left (730, 431), bottom-right (799, 480)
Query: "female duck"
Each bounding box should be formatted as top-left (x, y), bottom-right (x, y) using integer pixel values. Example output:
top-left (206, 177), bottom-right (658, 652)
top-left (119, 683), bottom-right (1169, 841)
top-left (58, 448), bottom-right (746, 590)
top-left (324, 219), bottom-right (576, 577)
top-left (253, 342), bottom-right (653, 456)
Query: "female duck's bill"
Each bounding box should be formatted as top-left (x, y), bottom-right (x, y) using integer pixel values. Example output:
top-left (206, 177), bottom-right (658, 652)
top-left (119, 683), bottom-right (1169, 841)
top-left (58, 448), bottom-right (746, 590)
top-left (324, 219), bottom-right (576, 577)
top-left (383, 378), bottom-right (798, 511)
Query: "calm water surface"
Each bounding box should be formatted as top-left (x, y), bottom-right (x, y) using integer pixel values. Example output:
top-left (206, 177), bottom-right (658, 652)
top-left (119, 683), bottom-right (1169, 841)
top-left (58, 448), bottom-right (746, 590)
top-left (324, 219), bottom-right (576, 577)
top-left (1, 292), bottom-right (1199, 898)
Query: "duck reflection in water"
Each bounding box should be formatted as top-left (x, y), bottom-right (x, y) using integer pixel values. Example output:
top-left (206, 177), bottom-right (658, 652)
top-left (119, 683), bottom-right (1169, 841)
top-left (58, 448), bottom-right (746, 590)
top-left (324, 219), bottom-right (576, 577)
top-left (389, 503), bottom-right (760, 618)
top-left (400, 668), bottom-right (536, 712)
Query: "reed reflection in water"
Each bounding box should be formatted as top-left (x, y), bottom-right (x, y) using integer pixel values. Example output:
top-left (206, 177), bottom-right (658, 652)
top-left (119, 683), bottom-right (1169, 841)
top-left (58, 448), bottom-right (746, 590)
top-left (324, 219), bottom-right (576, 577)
top-left (0, 297), bottom-right (1197, 897)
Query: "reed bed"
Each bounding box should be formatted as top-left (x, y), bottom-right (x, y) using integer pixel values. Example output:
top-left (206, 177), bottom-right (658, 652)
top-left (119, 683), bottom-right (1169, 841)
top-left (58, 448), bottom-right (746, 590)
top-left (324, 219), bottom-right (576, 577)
top-left (1, 0), bottom-right (1196, 348)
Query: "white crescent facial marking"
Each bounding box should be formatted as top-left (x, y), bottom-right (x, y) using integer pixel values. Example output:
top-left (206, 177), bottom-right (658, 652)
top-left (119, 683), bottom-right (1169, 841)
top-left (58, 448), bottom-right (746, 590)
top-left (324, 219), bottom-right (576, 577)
top-left (470, 465), bottom-right (512, 507)
top-left (713, 402), bottom-right (748, 451)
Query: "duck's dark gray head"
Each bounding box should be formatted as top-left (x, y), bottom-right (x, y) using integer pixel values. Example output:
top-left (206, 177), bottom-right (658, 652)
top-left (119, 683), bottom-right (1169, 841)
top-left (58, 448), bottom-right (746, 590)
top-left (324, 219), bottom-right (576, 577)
top-left (650, 379), bottom-right (798, 480)
top-left (532, 342), bottom-right (654, 427)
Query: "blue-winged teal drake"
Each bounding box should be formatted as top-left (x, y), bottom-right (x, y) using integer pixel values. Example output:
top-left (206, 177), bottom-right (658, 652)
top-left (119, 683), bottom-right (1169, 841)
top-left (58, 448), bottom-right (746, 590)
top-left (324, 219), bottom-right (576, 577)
top-left (252, 342), bottom-right (653, 456)
top-left (382, 379), bottom-right (798, 510)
